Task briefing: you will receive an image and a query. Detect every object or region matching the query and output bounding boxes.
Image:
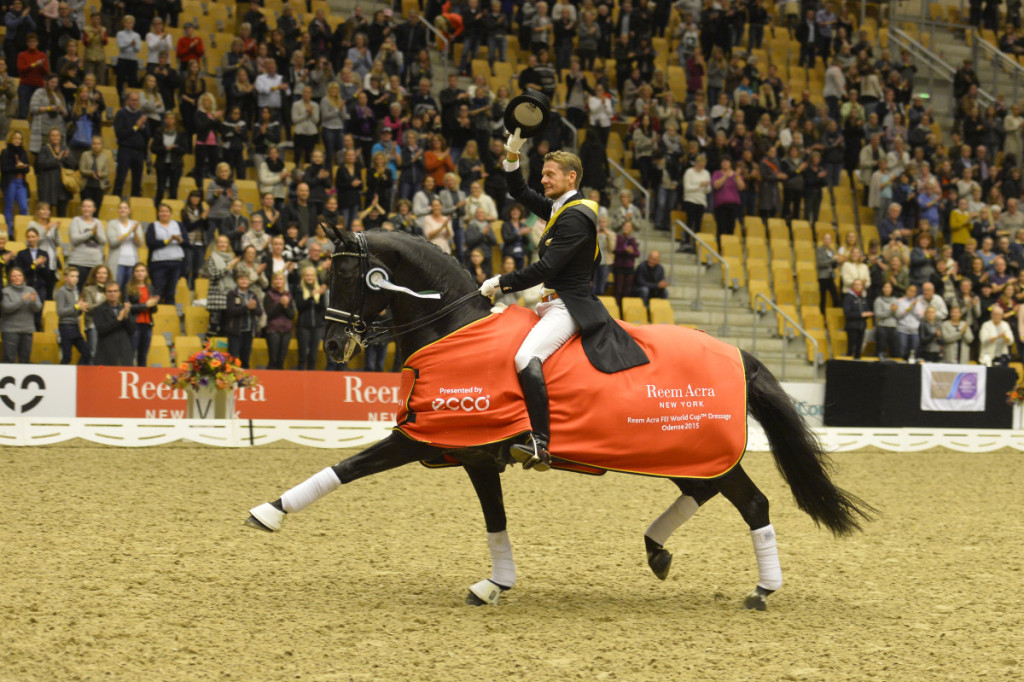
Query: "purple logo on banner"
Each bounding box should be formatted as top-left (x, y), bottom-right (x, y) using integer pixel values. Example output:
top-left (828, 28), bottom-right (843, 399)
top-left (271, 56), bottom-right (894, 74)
top-left (950, 373), bottom-right (978, 400)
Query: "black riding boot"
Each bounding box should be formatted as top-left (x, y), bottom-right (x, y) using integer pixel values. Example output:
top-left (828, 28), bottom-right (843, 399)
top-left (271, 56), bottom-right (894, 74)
top-left (510, 357), bottom-right (551, 471)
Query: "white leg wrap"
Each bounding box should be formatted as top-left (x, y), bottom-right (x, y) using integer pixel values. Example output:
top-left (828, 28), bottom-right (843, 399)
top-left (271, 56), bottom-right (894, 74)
top-left (487, 530), bottom-right (516, 587)
top-left (280, 467), bottom-right (342, 514)
top-left (645, 495), bottom-right (700, 546)
top-left (751, 524), bottom-right (783, 591)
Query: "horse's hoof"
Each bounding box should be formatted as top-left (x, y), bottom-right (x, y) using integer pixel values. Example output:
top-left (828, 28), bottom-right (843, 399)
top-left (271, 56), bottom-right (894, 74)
top-left (743, 586), bottom-right (773, 611)
top-left (245, 502), bottom-right (284, 532)
top-left (465, 591), bottom-right (489, 606)
top-left (466, 579), bottom-right (509, 606)
top-left (647, 548), bottom-right (673, 581)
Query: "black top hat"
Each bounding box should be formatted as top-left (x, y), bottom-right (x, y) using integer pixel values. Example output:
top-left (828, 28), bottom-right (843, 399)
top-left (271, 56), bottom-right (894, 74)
top-left (504, 89), bottom-right (551, 139)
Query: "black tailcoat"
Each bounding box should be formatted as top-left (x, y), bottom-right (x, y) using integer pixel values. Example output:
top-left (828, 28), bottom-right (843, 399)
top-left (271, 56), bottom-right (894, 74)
top-left (498, 166), bottom-right (649, 373)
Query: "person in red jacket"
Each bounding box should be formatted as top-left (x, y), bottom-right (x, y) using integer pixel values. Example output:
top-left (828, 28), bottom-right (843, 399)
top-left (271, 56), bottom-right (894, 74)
top-left (175, 22), bottom-right (204, 74)
top-left (16, 33), bottom-right (48, 119)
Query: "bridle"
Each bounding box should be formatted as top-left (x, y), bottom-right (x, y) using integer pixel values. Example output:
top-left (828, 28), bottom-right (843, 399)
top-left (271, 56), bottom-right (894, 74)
top-left (325, 231), bottom-right (481, 347)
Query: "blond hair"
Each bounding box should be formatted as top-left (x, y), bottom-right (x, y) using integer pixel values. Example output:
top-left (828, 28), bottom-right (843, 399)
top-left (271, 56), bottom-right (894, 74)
top-left (543, 150), bottom-right (583, 188)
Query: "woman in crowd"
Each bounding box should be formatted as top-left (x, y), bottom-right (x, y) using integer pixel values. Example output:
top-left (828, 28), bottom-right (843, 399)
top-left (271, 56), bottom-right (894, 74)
top-left (336, 148), bottom-right (364, 227)
top-left (840, 247), bottom-right (871, 294)
top-left (235, 245), bottom-right (269, 304)
top-left (146, 203), bottom-right (188, 304)
top-left (424, 133), bottom-right (454, 187)
top-left (291, 85), bottom-right (321, 165)
top-left (1, 267), bottom-right (42, 362)
top-left (179, 60), bottom-right (205, 136)
top-left (151, 111), bottom-right (190, 205)
top-left (320, 81), bottom-right (347, 171)
top-left (115, 14), bottom-right (142, 91)
top-left (68, 86), bottom-right (104, 162)
top-left (206, 235), bottom-right (239, 336)
top-left (145, 17), bottom-right (173, 71)
top-left (422, 198), bottom-right (453, 254)
top-left (711, 157), bottom-right (744, 248)
top-left (224, 272), bottom-right (262, 368)
top-left (613, 220), bottom-right (640, 313)
top-left (941, 306), bottom-right (974, 364)
top-left (193, 92), bottom-right (222, 182)
top-left (180, 189), bottom-right (208, 289)
top-left (29, 74), bottom-right (67, 157)
top-left (67, 198), bottom-right (104, 285)
top-left (873, 281), bottom-right (900, 360)
top-left (26, 202), bottom-right (59, 281)
top-left (263, 271), bottom-right (296, 370)
top-left (35, 127), bottom-right (72, 216)
top-left (206, 162), bottom-right (238, 239)
top-left (1, 129), bottom-right (31, 228)
top-left (258, 146), bottom-right (290, 209)
top-left (106, 200), bottom-right (143, 290)
top-left (294, 265), bottom-right (327, 371)
top-left (125, 263), bottom-right (160, 367)
top-left (81, 265), bottom-right (111, 356)
top-left (139, 73), bottom-right (167, 138)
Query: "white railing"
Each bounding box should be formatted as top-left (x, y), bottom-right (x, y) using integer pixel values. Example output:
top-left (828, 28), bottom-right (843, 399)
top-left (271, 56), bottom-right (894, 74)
top-left (752, 292), bottom-right (822, 380)
top-left (7, 416), bottom-right (1024, 452)
top-left (674, 219), bottom-right (734, 335)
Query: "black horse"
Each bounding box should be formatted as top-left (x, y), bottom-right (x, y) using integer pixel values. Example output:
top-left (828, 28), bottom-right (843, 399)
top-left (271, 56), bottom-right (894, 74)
top-left (246, 229), bottom-right (873, 610)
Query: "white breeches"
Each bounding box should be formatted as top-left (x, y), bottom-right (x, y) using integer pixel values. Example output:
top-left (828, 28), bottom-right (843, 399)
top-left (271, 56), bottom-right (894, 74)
top-left (514, 298), bottom-right (581, 372)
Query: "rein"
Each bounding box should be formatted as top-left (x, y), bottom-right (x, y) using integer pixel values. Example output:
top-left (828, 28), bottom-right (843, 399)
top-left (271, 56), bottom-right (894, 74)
top-left (325, 232), bottom-right (482, 347)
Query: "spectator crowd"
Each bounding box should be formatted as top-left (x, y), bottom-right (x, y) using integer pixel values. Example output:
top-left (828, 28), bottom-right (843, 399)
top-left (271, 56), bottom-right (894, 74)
top-left (2, 0), bottom-right (1023, 370)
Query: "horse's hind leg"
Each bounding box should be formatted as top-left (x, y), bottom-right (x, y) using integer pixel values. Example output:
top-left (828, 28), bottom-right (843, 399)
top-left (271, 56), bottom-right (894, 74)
top-left (644, 478), bottom-right (718, 580)
top-left (714, 464), bottom-right (781, 611)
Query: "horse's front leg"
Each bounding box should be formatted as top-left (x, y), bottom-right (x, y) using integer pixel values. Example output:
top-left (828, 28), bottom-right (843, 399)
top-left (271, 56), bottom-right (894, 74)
top-left (245, 432), bottom-right (438, 531)
top-left (460, 458), bottom-right (515, 606)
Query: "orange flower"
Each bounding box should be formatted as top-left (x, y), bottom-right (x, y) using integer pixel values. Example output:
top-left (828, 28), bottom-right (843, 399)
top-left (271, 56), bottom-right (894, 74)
top-left (210, 359), bottom-right (222, 368)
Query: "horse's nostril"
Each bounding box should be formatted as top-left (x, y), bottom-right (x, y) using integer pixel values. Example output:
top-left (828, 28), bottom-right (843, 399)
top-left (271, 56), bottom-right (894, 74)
top-left (324, 339), bottom-right (339, 354)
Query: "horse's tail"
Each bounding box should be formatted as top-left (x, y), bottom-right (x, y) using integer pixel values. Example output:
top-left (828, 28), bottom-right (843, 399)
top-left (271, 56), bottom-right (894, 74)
top-left (742, 351), bottom-right (875, 536)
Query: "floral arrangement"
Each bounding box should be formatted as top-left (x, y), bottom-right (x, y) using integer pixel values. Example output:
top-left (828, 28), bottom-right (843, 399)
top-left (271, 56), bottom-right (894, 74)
top-left (1008, 378), bottom-right (1024, 405)
top-left (164, 342), bottom-right (258, 391)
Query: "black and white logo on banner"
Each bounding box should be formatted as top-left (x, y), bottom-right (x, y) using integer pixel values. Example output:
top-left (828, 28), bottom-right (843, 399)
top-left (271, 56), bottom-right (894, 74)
top-left (0, 365), bottom-right (77, 417)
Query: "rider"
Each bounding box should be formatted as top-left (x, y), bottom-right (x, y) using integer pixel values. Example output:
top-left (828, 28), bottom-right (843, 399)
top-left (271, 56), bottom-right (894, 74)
top-left (479, 128), bottom-right (649, 471)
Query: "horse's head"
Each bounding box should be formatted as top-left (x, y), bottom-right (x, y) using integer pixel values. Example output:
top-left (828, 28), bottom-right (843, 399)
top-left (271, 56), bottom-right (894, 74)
top-left (323, 229), bottom-right (401, 363)
top-left (322, 228), bottom-right (482, 364)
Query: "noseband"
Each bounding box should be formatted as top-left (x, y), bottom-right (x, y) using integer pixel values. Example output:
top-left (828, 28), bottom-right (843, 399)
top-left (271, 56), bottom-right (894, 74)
top-left (325, 232), bottom-right (481, 347)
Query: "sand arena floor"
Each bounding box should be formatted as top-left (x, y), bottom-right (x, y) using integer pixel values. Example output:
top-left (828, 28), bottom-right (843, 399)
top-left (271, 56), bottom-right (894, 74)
top-left (2, 443), bottom-right (1023, 681)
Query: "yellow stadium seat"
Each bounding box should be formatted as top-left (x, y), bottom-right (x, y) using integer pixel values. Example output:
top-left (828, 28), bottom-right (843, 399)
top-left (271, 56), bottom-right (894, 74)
top-left (174, 335), bottom-right (203, 362)
top-left (30, 331), bottom-right (60, 363)
top-left (250, 337), bottom-right (269, 369)
top-left (152, 306), bottom-right (181, 337)
top-left (598, 295), bottom-right (620, 319)
top-left (621, 297), bottom-right (648, 324)
top-left (649, 298), bottom-right (674, 324)
top-left (183, 305), bottom-right (210, 336)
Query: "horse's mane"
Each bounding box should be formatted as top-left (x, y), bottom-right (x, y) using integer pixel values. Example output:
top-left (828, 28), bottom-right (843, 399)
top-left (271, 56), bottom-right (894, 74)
top-left (363, 229), bottom-right (479, 297)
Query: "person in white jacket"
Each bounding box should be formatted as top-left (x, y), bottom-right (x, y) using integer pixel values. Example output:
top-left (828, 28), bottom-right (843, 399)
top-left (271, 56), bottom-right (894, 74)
top-left (681, 153), bottom-right (711, 237)
top-left (979, 307), bottom-right (1015, 366)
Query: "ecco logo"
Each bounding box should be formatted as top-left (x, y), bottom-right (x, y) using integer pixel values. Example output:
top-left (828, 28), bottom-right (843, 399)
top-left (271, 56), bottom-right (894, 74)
top-left (0, 374), bottom-right (46, 413)
top-left (431, 395), bottom-right (491, 412)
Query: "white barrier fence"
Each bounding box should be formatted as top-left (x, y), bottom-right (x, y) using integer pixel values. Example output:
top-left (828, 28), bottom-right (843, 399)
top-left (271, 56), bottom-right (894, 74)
top-left (4, 417), bottom-right (1024, 453)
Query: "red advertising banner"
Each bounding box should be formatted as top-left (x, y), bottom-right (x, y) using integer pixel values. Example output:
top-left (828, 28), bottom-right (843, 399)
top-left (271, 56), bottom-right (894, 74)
top-left (75, 367), bottom-right (403, 421)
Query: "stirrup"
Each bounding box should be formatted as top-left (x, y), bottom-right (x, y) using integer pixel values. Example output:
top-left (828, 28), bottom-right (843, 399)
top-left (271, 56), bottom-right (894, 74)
top-left (510, 436), bottom-right (550, 472)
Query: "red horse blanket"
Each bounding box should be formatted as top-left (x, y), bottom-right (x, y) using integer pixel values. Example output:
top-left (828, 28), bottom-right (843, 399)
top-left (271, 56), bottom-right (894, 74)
top-left (396, 306), bottom-right (747, 478)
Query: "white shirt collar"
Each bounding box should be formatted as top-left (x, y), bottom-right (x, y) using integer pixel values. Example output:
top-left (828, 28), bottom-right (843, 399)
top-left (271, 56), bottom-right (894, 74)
top-left (550, 188), bottom-right (577, 217)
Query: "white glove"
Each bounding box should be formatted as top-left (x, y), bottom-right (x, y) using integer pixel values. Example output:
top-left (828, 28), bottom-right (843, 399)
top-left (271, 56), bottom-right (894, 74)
top-left (479, 276), bottom-right (501, 299)
top-left (504, 127), bottom-right (525, 156)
